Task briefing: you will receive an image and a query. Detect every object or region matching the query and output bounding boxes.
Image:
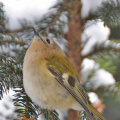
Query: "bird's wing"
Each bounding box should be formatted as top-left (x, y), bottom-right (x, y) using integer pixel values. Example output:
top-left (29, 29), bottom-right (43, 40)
top-left (46, 58), bottom-right (93, 119)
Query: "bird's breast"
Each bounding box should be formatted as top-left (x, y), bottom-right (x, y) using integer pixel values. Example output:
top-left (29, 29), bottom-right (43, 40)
top-left (23, 60), bottom-right (83, 110)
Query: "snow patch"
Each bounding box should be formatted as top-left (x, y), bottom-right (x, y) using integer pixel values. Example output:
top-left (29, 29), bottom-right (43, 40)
top-left (82, 21), bottom-right (110, 56)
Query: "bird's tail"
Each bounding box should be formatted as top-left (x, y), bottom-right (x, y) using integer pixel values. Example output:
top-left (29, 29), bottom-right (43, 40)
top-left (88, 104), bottom-right (106, 120)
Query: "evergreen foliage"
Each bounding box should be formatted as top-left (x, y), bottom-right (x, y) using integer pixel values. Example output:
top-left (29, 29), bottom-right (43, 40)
top-left (97, 0), bottom-right (120, 28)
top-left (0, 0), bottom-right (120, 119)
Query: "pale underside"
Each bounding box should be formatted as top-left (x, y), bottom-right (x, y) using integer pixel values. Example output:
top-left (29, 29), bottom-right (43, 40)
top-left (23, 61), bottom-right (84, 111)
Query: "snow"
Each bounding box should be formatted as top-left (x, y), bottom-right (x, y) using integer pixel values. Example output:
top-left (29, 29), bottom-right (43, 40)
top-left (81, 58), bottom-right (99, 82)
top-left (59, 13), bottom-right (68, 34)
top-left (82, 21), bottom-right (110, 56)
top-left (81, 0), bottom-right (106, 19)
top-left (0, 0), bottom-right (68, 53)
top-left (56, 110), bottom-right (68, 120)
top-left (0, 0), bottom-right (111, 56)
top-left (37, 115), bottom-right (45, 120)
top-left (89, 69), bottom-right (115, 89)
top-left (88, 92), bottom-right (100, 104)
top-left (81, 58), bottom-right (115, 89)
top-left (0, 90), bottom-right (68, 120)
top-left (81, 0), bottom-right (120, 19)
top-left (82, 58), bottom-right (99, 71)
top-left (0, 0), bottom-right (117, 119)
top-left (0, 90), bottom-right (17, 120)
top-left (88, 92), bottom-right (105, 113)
top-left (0, 0), bottom-right (57, 30)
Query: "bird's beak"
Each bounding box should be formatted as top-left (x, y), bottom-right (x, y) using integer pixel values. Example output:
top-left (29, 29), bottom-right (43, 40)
top-left (33, 27), bottom-right (44, 42)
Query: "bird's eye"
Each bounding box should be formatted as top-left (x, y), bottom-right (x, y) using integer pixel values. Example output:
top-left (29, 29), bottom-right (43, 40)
top-left (46, 38), bottom-right (50, 44)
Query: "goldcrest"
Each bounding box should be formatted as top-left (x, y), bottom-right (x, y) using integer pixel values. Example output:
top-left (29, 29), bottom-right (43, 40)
top-left (23, 29), bottom-right (105, 120)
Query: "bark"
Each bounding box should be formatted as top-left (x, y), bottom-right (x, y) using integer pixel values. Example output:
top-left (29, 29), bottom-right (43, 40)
top-left (66, 0), bottom-right (84, 120)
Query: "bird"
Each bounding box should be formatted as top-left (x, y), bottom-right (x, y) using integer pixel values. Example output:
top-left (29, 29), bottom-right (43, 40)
top-left (23, 28), bottom-right (106, 120)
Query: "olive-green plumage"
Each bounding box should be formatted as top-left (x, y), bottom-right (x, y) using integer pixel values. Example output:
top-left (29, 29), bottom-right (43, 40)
top-left (23, 33), bottom-right (106, 120)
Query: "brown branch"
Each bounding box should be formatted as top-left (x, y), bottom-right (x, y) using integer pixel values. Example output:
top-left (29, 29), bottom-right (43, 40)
top-left (68, 109), bottom-right (80, 120)
top-left (66, 0), bottom-right (84, 120)
top-left (5, 29), bottom-right (24, 34)
top-left (66, 0), bottom-right (83, 78)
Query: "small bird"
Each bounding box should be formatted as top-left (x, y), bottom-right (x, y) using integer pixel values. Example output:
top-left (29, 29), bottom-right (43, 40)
top-left (23, 29), bottom-right (106, 120)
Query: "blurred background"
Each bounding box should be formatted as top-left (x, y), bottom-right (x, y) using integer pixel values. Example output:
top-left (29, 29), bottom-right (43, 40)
top-left (0, 0), bottom-right (120, 120)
